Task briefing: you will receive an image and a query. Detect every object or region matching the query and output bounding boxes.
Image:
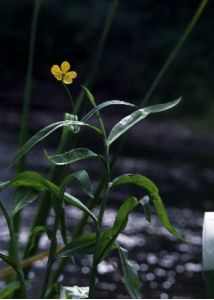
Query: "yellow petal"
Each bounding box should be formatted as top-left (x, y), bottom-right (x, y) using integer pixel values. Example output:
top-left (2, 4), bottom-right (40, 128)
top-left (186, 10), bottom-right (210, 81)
top-left (61, 61), bottom-right (70, 74)
top-left (63, 76), bottom-right (73, 85)
top-left (51, 65), bottom-right (63, 80)
top-left (66, 71), bottom-right (77, 79)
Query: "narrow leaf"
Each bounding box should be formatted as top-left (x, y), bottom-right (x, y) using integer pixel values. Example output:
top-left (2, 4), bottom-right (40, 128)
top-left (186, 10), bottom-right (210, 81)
top-left (0, 282), bottom-right (20, 299)
top-left (0, 181), bottom-right (10, 191)
top-left (13, 187), bottom-right (39, 216)
top-left (139, 195), bottom-right (151, 222)
top-left (60, 170), bottom-right (94, 199)
top-left (117, 245), bottom-right (141, 299)
top-left (152, 193), bottom-right (185, 241)
top-left (82, 85), bottom-right (97, 108)
top-left (97, 197), bottom-right (138, 261)
top-left (64, 193), bottom-right (97, 223)
top-left (9, 120), bottom-right (101, 168)
top-left (82, 100), bottom-right (136, 122)
top-left (107, 98), bottom-right (181, 145)
top-left (109, 173), bottom-right (159, 194)
top-left (11, 171), bottom-right (58, 196)
top-left (44, 148), bottom-right (97, 166)
top-left (0, 252), bottom-right (17, 270)
top-left (59, 233), bottom-right (96, 257)
top-left (27, 226), bottom-right (53, 256)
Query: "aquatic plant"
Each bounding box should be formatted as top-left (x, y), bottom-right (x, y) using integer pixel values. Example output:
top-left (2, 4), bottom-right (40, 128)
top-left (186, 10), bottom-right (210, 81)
top-left (0, 62), bottom-right (183, 298)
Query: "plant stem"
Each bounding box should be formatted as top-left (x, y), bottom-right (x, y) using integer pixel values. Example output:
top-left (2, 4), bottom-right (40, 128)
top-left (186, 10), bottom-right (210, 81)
top-left (88, 122), bottom-right (110, 298)
top-left (23, 0), bottom-right (119, 280)
top-left (62, 83), bottom-right (76, 114)
top-left (109, 0), bottom-right (209, 172)
top-left (40, 198), bottom-right (61, 298)
top-left (0, 201), bottom-right (27, 298)
top-left (141, 0), bottom-right (209, 107)
top-left (13, 0), bottom-right (42, 260)
top-left (17, 0), bottom-right (42, 172)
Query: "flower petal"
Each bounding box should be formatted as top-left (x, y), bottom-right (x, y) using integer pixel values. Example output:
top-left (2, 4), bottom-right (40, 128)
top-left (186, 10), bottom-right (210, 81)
top-left (63, 76), bottom-right (73, 85)
top-left (51, 65), bottom-right (63, 80)
top-left (61, 61), bottom-right (70, 73)
top-left (66, 71), bottom-right (77, 79)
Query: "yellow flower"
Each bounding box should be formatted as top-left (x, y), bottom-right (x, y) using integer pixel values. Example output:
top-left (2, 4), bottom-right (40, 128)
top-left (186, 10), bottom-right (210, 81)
top-left (51, 61), bottom-right (77, 84)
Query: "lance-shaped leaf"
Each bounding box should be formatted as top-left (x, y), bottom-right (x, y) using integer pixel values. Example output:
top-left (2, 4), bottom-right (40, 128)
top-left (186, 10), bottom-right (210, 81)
top-left (60, 170), bottom-right (94, 199)
top-left (0, 181), bottom-right (10, 192)
top-left (64, 193), bottom-right (97, 223)
top-left (0, 282), bottom-right (20, 299)
top-left (59, 233), bottom-right (96, 257)
top-left (107, 97), bottom-right (181, 145)
top-left (109, 173), bottom-right (159, 195)
top-left (0, 252), bottom-right (17, 270)
top-left (11, 171), bottom-right (58, 196)
top-left (5, 171), bottom-right (97, 224)
top-left (96, 197), bottom-right (138, 262)
top-left (109, 173), bottom-right (184, 240)
top-left (152, 193), bottom-right (185, 241)
top-left (117, 245), bottom-right (141, 299)
top-left (81, 87), bottom-right (136, 122)
top-left (9, 120), bottom-right (101, 168)
top-left (13, 187), bottom-right (39, 216)
top-left (44, 148), bottom-right (98, 166)
top-left (139, 195), bottom-right (151, 223)
top-left (27, 226), bottom-right (53, 257)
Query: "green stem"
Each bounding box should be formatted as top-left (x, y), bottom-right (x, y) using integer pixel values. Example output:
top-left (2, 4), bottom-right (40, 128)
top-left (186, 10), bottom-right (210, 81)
top-left (0, 201), bottom-right (27, 298)
top-left (109, 0), bottom-right (209, 171)
top-left (40, 198), bottom-right (61, 299)
top-left (23, 0), bottom-right (119, 280)
top-left (13, 0), bottom-right (42, 254)
top-left (62, 83), bottom-right (76, 114)
top-left (17, 0), bottom-right (42, 172)
top-left (89, 125), bottom-right (110, 298)
top-left (141, 0), bottom-right (209, 107)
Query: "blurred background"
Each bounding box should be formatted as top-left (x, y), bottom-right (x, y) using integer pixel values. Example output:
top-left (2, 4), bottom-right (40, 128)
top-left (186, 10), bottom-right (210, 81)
top-left (0, 0), bottom-right (214, 298)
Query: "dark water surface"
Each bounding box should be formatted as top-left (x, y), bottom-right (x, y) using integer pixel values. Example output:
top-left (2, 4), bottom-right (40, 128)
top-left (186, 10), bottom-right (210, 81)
top-left (1, 109), bottom-right (214, 298)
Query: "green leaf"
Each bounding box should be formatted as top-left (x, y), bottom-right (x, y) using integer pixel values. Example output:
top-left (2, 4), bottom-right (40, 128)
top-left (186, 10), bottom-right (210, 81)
top-left (45, 283), bottom-right (61, 299)
top-left (0, 181), bottom-right (10, 191)
top-left (109, 173), bottom-right (159, 195)
top-left (152, 193), bottom-right (185, 241)
top-left (109, 174), bottom-right (183, 240)
top-left (44, 148), bottom-right (98, 166)
top-left (13, 187), bottom-right (39, 216)
top-left (64, 193), bottom-right (97, 223)
top-left (11, 171), bottom-right (58, 196)
top-left (107, 97), bottom-right (181, 145)
top-left (60, 170), bottom-right (94, 199)
top-left (0, 282), bottom-right (20, 299)
top-left (60, 286), bottom-right (89, 299)
top-left (0, 252), bottom-right (17, 270)
top-left (139, 195), bottom-right (151, 222)
top-left (117, 245), bottom-right (141, 299)
top-left (59, 233), bottom-right (96, 257)
top-left (9, 120), bottom-right (101, 168)
top-left (27, 226), bottom-right (53, 256)
top-left (97, 197), bottom-right (138, 262)
top-left (82, 85), bottom-right (97, 108)
top-left (82, 100), bottom-right (136, 123)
